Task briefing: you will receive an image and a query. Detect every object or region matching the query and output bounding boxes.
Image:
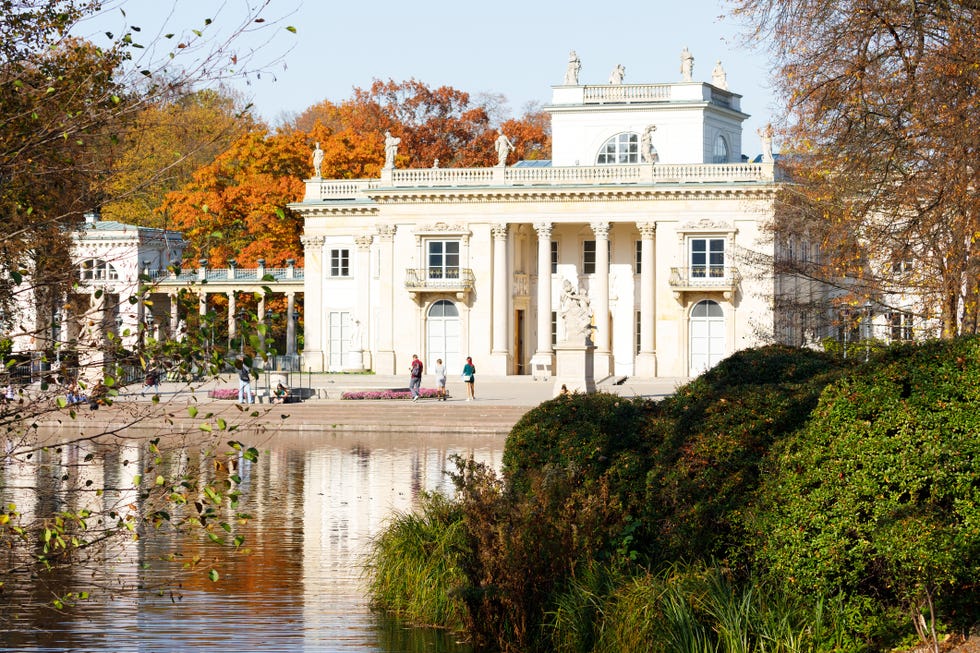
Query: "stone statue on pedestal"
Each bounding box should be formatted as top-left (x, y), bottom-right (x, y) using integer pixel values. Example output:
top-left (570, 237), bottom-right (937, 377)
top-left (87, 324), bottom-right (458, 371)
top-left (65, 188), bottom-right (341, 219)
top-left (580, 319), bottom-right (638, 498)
top-left (564, 50), bottom-right (581, 85)
top-left (383, 131), bottom-right (401, 169)
top-left (559, 279), bottom-right (593, 344)
top-left (680, 47), bottom-right (694, 81)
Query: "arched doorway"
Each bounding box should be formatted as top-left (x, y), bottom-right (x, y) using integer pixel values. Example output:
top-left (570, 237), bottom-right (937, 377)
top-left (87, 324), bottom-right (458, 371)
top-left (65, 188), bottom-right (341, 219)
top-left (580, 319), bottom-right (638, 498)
top-left (426, 300), bottom-right (461, 374)
top-left (689, 299), bottom-right (725, 376)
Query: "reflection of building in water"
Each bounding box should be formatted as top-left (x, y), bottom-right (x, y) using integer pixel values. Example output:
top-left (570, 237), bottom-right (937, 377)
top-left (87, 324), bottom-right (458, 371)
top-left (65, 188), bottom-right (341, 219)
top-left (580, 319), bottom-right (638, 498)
top-left (300, 436), bottom-right (502, 642)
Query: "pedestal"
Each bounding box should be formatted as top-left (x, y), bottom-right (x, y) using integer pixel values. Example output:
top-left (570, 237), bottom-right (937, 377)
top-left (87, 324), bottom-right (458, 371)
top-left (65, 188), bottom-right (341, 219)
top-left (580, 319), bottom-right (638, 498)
top-left (552, 342), bottom-right (597, 396)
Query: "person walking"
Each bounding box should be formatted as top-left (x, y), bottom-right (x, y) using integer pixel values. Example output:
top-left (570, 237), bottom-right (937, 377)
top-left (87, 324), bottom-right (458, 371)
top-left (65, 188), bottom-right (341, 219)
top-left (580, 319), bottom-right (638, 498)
top-left (434, 358), bottom-right (447, 401)
top-left (237, 359), bottom-right (254, 404)
top-left (409, 354), bottom-right (423, 401)
top-left (461, 356), bottom-right (476, 401)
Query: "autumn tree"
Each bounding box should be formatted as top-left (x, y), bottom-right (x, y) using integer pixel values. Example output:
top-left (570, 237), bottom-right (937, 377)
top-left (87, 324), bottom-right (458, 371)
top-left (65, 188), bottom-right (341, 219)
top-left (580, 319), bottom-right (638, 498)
top-left (0, 0), bottom-right (296, 620)
top-left (100, 88), bottom-right (255, 230)
top-left (163, 127), bottom-right (307, 266)
top-left (731, 0), bottom-right (980, 338)
top-left (289, 78), bottom-right (552, 176)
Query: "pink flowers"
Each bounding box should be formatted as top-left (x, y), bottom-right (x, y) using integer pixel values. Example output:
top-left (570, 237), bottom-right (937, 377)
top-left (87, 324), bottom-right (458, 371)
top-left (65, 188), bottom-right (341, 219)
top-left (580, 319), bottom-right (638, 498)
top-left (208, 388), bottom-right (240, 400)
top-left (341, 388), bottom-right (441, 400)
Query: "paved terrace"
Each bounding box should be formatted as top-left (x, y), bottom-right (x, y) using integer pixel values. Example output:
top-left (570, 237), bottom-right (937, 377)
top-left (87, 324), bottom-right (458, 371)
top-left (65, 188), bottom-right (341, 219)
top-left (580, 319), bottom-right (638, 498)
top-left (50, 373), bottom-right (690, 437)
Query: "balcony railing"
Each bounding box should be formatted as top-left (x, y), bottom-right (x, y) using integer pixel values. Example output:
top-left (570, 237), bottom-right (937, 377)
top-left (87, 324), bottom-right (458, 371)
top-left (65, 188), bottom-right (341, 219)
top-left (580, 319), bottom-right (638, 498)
top-left (668, 266), bottom-right (741, 299)
top-left (405, 268), bottom-right (475, 296)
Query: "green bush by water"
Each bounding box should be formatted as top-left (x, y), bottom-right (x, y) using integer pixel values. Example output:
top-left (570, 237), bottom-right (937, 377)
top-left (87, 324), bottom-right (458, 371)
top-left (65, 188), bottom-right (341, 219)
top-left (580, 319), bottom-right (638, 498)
top-left (365, 340), bottom-right (980, 651)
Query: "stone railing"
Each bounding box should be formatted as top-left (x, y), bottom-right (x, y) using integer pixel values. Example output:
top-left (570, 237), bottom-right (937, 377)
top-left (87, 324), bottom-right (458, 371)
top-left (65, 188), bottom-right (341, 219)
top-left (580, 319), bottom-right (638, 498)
top-left (303, 162), bottom-right (775, 201)
top-left (404, 268), bottom-right (475, 295)
top-left (145, 268), bottom-right (304, 284)
top-left (668, 266), bottom-right (742, 293)
top-left (582, 84), bottom-right (672, 104)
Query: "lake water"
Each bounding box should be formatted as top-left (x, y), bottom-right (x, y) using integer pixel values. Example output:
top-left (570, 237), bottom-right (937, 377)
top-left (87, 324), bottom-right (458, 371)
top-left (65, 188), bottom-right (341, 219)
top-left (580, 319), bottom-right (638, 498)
top-left (0, 429), bottom-right (503, 652)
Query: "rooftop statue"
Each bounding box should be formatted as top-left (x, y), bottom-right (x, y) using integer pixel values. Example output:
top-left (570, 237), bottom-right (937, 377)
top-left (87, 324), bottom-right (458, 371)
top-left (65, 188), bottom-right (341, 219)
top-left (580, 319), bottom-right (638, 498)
top-left (608, 64), bottom-right (625, 84)
top-left (311, 142), bottom-right (324, 178)
top-left (640, 125), bottom-right (658, 164)
top-left (564, 50), bottom-right (581, 85)
top-left (758, 123), bottom-right (774, 163)
top-left (383, 130), bottom-right (401, 170)
top-left (494, 129), bottom-right (515, 167)
top-left (712, 60), bottom-right (727, 90)
top-left (680, 47), bottom-right (694, 81)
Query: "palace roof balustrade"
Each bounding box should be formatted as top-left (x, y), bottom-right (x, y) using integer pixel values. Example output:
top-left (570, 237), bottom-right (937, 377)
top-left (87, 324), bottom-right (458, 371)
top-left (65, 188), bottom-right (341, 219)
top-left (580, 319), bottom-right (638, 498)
top-left (303, 162), bottom-right (776, 202)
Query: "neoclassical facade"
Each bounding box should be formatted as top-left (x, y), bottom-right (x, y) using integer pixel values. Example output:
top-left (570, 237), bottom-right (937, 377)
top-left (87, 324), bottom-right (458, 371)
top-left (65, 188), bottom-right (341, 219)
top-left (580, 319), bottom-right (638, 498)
top-left (292, 61), bottom-right (780, 379)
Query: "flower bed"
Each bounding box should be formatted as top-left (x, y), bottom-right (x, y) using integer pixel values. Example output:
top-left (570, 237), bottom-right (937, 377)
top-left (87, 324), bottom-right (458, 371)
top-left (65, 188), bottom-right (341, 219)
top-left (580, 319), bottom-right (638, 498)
top-left (341, 387), bottom-right (441, 400)
top-left (208, 388), bottom-right (240, 400)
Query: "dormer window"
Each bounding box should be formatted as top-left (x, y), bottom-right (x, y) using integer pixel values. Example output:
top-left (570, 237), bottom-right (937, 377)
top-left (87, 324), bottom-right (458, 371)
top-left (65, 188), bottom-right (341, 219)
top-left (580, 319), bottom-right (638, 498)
top-left (596, 133), bottom-right (639, 164)
top-left (713, 135), bottom-right (730, 163)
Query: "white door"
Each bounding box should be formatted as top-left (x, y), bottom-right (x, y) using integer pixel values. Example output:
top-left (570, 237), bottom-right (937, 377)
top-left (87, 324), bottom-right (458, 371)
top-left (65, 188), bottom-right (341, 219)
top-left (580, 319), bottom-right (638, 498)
top-left (689, 300), bottom-right (725, 376)
top-left (426, 300), bottom-right (461, 374)
top-left (327, 311), bottom-right (351, 371)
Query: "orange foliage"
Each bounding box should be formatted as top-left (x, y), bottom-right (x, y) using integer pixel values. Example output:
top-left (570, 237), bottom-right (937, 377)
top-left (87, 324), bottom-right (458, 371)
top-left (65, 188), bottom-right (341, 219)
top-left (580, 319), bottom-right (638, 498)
top-left (163, 128), bottom-right (307, 267)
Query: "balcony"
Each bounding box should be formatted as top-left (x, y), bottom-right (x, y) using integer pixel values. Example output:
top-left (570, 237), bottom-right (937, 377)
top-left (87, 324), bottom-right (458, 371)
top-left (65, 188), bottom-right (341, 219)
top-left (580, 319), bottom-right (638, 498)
top-left (405, 267), bottom-right (475, 300)
top-left (668, 266), bottom-right (741, 301)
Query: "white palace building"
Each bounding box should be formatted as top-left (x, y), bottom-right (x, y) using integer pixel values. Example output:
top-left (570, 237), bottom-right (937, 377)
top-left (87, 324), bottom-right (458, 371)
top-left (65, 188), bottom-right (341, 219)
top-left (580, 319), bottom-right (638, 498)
top-left (291, 54), bottom-right (780, 380)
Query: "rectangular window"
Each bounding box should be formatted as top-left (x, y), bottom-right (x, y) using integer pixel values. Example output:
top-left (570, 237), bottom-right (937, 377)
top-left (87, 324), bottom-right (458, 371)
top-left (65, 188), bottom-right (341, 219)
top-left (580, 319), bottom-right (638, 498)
top-left (428, 240), bottom-right (461, 280)
top-left (690, 238), bottom-right (725, 278)
top-left (551, 311), bottom-right (557, 347)
top-left (329, 248), bottom-right (350, 277)
top-left (583, 240), bottom-right (596, 274)
top-left (888, 312), bottom-right (913, 342)
top-left (635, 310), bottom-right (641, 355)
top-left (550, 241), bottom-right (558, 274)
top-left (635, 240), bottom-right (642, 274)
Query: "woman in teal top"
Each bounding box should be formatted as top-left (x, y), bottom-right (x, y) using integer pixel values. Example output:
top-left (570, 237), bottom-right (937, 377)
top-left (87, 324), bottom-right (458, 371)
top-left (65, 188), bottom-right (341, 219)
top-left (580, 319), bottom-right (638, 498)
top-left (461, 357), bottom-right (476, 401)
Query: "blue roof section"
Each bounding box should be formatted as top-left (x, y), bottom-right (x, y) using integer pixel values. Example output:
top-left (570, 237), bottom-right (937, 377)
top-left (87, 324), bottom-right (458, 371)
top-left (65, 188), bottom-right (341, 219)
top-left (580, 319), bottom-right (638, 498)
top-left (512, 159), bottom-right (552, 168)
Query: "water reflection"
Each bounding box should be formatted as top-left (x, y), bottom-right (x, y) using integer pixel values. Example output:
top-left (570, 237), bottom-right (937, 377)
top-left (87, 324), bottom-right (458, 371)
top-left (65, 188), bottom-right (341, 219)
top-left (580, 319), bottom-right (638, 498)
top-left (0, 430), bottom-right (500, 652)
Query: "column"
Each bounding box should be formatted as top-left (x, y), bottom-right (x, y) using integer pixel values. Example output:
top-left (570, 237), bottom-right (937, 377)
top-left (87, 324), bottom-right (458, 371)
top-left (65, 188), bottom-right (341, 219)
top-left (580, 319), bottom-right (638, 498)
top-left (286, 292), bottom-right (296, 356)
top-left (257, 295), bottom-right (266, 358)
top-left (374, 225), bottom-right (397, 374)
top-left (169, 292), bottom-right (179, 338)
top-left (490, 223), bottom-right (510, 374)
top-left (635, 222), bottom-right (658, 377)
top-left (352, 235), bottom-right (373, 370)
top-left (529, 222), bottom-right (554, 379)
top-left (228, 291), bottom-right (237, 343)
top-left (299, 235), bottom-right (325, 370)
top-left (592, 221), bottom-right (611, 376)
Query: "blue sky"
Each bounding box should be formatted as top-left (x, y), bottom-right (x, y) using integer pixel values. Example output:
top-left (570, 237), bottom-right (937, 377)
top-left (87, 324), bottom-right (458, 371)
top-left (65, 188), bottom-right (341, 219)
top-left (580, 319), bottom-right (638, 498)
top-left (84, 0), bottom-right (778, 156)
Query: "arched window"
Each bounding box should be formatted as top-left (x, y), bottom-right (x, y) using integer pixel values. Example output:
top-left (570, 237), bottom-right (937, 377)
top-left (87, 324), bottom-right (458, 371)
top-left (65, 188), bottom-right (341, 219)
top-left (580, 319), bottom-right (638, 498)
top-left (77, 259), bottom-right (119, 281)
top-left (712, 135), bottom-right (730, 163)
top-left (596, 133), bottom-right (639, 164)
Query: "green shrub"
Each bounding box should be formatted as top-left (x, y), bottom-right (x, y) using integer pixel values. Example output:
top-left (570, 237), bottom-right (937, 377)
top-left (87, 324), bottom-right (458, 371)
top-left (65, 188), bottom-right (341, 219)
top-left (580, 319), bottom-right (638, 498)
top-left (746, 337), bottom-right (980, 649)
top-left (644, 345), bottom-right (848, 565)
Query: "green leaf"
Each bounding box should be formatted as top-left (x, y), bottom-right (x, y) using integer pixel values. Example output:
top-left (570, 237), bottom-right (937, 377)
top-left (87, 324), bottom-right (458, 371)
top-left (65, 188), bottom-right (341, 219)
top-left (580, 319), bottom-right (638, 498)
top-left (56, 396), bottom-right (67, 408)
top-left (199, 423), bottom-right (212, 432)
top-left (187, 406), bottom-right (199, 418)
top-left (286, 25), bottom-right (297, 33)
top-left (208, 569), bottom-right (219, 582)
top-left (217, 418), bottom-right (227, 430)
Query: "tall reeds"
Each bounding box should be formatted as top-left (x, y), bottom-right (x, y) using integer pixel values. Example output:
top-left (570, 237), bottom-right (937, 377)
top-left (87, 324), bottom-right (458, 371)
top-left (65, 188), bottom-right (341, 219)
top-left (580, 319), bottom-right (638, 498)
top-left (363, 491), bottom-right (468, 631)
